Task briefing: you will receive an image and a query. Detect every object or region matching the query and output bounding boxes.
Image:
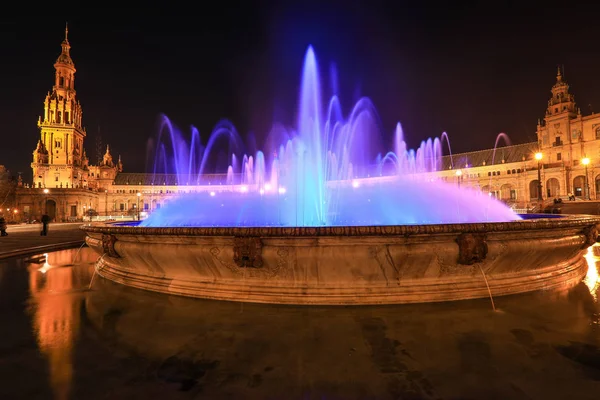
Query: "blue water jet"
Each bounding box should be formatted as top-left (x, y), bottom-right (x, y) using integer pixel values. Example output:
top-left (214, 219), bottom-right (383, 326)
top-left (141, 46), bottom-right (521, 227)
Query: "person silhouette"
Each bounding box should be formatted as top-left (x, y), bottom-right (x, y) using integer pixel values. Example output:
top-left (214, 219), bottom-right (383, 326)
top-left (0, 214), bottom-right (7, 236)
top-left (41, 213), bottom-right (50, 236)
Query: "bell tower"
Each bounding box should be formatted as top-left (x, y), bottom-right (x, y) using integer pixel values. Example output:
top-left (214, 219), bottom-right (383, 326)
top-left (545, 67), bottom-right (577, 118)
top-left (32, 24), bottom-right (88, 189)
top-left (537, 67), bottom-right (580, 151)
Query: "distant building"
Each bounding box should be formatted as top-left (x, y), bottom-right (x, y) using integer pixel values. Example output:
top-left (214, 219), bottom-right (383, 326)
top-left (436, 66), bottom-right (600, 209)
top-left (13, 29), bottom-right (600, 221)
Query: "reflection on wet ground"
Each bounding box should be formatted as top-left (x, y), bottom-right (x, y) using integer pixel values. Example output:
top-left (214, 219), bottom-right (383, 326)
top-left (1, 246), bottom-right (600, 399)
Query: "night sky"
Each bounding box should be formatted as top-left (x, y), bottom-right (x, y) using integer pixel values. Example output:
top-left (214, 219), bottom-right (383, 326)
top-left (2, 3), bottom-right (600, 181)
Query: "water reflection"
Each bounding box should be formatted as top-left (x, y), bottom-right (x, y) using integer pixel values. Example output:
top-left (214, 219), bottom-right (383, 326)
top-left (584, 244), bottom-right (600, 301)
top-left (1, 246), bottom-right (600, 398)
top-left (26, 248), bottom-right (95, 400)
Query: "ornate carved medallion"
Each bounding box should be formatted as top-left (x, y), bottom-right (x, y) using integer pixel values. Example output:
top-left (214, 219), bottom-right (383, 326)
top-left (581, 225), bottom-right (599, 248)
top-left (233, 236), bottom-right (263, 268)
top-left (101, 234), bottom-right (120, 258)
top-left (456, 233), bottom-right (488, 265)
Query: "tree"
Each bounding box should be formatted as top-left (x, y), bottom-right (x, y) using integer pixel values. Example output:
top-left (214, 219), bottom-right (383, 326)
top-left (0, 165), bottom-right (16, 210)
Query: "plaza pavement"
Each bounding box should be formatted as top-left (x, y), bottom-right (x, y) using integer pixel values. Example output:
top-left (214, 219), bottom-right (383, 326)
top-left (0, 222), bottom-right (87, 260)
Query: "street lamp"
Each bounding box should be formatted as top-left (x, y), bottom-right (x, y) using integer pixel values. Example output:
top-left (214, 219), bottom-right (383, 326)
top-left (535, 152), bottom-right (543, 201)
top-left (455, 169), bottom-right (462, 188)
top-left (43, 188), bottom-right (49, 214)
top-left (582, 157), bottom-right (591, 200)
top-left (136, 192), bottom-right (141, 221)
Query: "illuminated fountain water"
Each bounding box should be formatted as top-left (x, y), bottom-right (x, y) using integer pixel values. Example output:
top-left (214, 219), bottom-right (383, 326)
top-left (83, 46), bottom-right (600, 305)
top-left (141, 46), bottom-right (519, 228)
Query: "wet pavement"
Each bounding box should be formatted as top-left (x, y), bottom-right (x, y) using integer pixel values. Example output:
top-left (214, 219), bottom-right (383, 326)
top-left (0, 223), bottom-right (85, 260)
top-left (1, 245), bottom-right (600, 399)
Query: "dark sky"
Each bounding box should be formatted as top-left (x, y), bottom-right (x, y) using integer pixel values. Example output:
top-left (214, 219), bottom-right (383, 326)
top-left (2, 2), bottom-right (600, 180)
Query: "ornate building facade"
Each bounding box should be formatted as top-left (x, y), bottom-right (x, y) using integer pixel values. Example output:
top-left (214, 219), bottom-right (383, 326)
top-left (436, 67), bottom-right (600, 209)
top-left (15, 27), bottom-right (121, 222)
top-left (11, 29), bottom-right (600, 222)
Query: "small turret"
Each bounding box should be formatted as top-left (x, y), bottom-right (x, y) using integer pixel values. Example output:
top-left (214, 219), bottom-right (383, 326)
top-left (33, 140), bottom-right (49, 164)
top-left (545, 66), bottom-right (577, 117)
top-left (82, 148), bottom-right (89, 168)
top-left (102, 145), bottom-right (114, 167)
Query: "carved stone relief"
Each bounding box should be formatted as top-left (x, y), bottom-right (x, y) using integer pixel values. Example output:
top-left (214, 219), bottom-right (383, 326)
top-left (582, 225), bottom-right (599, 249)
top-left (456, 233), bottom-right (488, 265)
top-left (101, 234), bottom-right (120, 258)
top-left (233, 236), bottom-right (263, 268)
top-left (209, 238), bottom-right (290, 279)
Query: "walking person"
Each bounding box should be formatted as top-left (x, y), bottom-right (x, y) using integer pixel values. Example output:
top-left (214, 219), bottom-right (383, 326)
top-left (41, 213), bottom-right (50, 236)
top-left (0, 214), bottom-right (7, 236)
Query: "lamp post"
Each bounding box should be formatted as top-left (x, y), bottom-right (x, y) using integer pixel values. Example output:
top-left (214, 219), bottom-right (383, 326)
top-left (535, 152), bottom-right (543, 201)
top-left (455, 169), bottom-right (462, 188)
top-left (136, 192), bottom-right (141, 221)
top-left (43, 188), bottom-right (49, 214)
top-left (582, 157), bottom-right (590, 200)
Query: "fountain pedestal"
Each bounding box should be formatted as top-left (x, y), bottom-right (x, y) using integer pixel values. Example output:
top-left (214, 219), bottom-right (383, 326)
top-left (83, 215), bottom-right (600, 305)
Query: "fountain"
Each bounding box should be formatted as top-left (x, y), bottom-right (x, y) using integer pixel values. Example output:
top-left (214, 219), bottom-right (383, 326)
top-left (83, 46), bottom-right (600, 305)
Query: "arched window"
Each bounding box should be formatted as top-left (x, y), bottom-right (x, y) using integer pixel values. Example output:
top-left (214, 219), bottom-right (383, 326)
top-left (595, 127), bottom-right (600, 140)
top-left (59, 77), bottom-right (64, 87)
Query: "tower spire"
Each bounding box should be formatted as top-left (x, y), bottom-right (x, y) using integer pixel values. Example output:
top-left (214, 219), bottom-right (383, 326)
top-left (556, 65), bottom-right (562, 82)
top-left (546, 66), bottom-right (576, 117)
top-left (56, 24), bottom-right (73, 66)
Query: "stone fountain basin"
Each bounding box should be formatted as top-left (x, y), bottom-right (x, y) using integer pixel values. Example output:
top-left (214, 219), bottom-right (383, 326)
top-left (82, 215), bottom-right (600, 305)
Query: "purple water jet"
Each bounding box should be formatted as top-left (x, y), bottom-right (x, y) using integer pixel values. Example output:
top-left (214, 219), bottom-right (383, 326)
top-left (141, 46), bottom-right (520, 227)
